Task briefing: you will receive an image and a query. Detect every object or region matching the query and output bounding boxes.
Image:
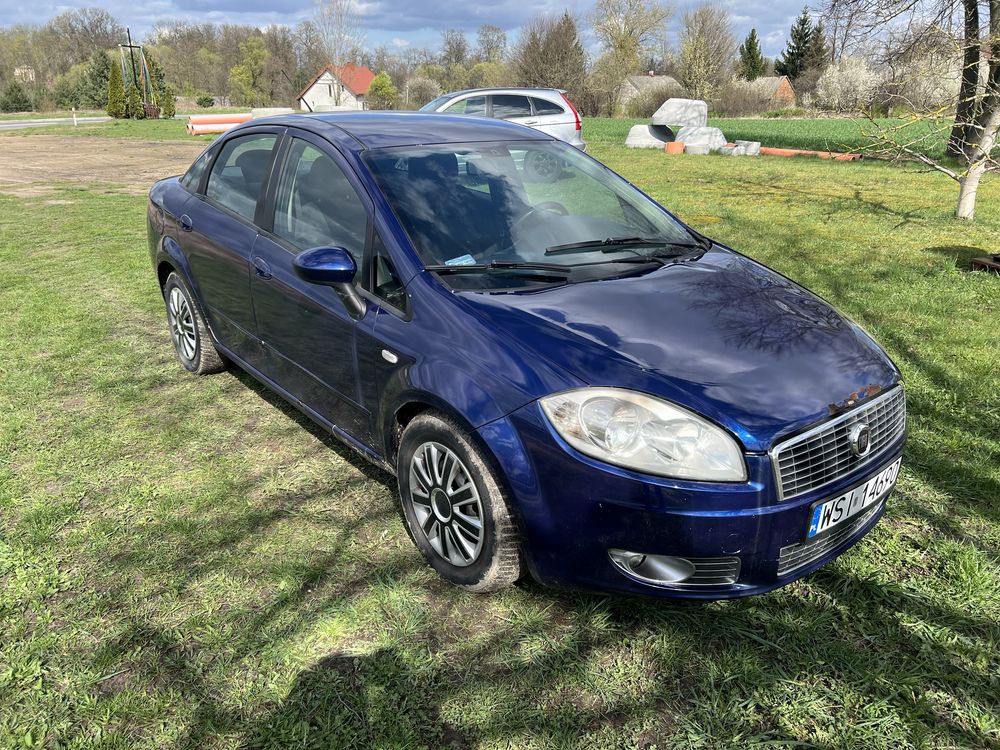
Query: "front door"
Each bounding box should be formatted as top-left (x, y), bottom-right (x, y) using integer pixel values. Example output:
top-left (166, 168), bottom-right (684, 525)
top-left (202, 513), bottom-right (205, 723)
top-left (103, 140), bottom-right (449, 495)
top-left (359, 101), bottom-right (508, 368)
top-left (250, 134), bottom-right (372, 442)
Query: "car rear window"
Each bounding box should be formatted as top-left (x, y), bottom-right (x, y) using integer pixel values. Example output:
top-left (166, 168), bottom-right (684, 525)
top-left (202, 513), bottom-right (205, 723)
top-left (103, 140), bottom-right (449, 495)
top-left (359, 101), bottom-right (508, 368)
top-left (530, 97), bottom-right (565, 116)
top-left (205, 133), bottom-right (277, 222)
top-left (491, 95), bottom-right (531, 118)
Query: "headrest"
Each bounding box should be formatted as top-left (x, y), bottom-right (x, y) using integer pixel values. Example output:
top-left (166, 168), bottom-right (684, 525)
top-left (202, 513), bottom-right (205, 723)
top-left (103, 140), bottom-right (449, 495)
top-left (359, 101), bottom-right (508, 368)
top-left (235, 149), bottom-right (271, 186)
top-left (408, 152), bottom-right (459, 183)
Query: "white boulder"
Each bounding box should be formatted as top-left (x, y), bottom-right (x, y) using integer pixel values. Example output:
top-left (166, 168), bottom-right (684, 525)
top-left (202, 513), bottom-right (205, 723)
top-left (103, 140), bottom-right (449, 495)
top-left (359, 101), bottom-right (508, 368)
top-left (719, 144), bottom-right (746, 156)
top-left (735, 140), bottom-right (761, 156)
top-left (651, 98), bottom-right (708, 128)
top-left (683, 143), bottom-right (712, 155)
top-left (625, 123), bottom-right (671, 149)
top-left (675, 126), bottom-right (727, 153)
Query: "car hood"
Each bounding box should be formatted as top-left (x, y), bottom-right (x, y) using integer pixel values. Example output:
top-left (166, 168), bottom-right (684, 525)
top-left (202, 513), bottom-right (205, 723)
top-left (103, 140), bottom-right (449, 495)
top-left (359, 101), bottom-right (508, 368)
top-left (459, 247), bottom-right (900, 452)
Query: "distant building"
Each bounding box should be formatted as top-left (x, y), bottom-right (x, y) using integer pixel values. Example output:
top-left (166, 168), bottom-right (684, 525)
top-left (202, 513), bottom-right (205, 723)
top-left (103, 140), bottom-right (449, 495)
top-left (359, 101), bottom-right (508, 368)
top-left (14, 66), bottom-right (35, 85)
top-left (746, 75), bottom-right (797, 108)
top-left (297, 64), bottom-right (375, 112)
top-left (619, 73), bottom-right (682, 106)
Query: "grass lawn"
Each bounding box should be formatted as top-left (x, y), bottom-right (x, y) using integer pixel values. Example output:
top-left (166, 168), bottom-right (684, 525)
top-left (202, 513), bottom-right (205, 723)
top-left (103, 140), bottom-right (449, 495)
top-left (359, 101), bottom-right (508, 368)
top-left (1, 117), bottom-right (214, 141)
top-left (1, 141), bottom-right (999, 748)
top-left (585, 117), bottom-right (952, 159)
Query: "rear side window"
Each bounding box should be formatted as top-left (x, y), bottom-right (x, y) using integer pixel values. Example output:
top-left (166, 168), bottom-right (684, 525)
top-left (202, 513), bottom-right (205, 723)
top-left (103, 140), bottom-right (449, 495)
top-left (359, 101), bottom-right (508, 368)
top-left (206, 133), bottom-right (277, 222)
top-left (271, 138), bottom-right (367, 263)
top-left (180, 147), bottom-right (214, 192)
top-left (491, 95), bottom-right (531, 119)
top-left (530, 97), bottom-right (564, 116)
top-left (443, 96), bottom-right (487, 115)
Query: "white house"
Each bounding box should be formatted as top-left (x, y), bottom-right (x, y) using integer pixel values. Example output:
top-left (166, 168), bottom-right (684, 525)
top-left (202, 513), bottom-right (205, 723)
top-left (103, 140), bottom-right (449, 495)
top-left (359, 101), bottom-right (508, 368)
top-left (297, 64), bottom-right (375, 112)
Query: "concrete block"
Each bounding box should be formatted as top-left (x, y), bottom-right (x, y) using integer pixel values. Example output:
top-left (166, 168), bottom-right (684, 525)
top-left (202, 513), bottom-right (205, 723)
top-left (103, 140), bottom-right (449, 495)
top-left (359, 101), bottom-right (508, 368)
top-left (675, 126), bottom-right (727, 152)
top-left (735, 140), bottom-right (761, 156)
top-left (719, 144), bottom-right (746, 156)
top-left (625, 123), bottom-right (671, 148)
top-left (651, 98), bottom-right (709, 128)
top-left (251, 107), bottom-right (295, 118)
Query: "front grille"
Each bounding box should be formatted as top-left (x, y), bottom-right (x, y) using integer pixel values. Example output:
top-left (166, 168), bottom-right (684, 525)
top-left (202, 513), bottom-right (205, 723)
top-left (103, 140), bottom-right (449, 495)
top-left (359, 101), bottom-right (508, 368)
top-left (772, 387), bottom-right (905, 500)
top-left (777, 501), bottom-right (882, 576)
top-left (682, 556), bottom-right (741, 586)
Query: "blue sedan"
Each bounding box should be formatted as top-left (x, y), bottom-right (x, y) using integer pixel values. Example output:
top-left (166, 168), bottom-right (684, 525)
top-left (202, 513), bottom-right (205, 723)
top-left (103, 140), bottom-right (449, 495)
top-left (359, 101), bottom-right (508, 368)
top-left (147, 113), bottom-right (906, 598)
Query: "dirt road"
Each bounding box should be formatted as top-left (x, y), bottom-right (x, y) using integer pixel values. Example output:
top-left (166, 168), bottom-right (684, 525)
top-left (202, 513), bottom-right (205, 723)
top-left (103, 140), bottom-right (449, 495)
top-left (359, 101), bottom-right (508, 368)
top-left (0, 135), bottom-right (205, 197)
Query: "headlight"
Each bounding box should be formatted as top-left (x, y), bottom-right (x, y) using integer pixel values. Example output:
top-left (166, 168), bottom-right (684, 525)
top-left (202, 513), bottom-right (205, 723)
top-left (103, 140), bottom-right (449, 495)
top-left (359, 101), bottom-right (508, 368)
top-left (539, 388), bottom-right (746, 482)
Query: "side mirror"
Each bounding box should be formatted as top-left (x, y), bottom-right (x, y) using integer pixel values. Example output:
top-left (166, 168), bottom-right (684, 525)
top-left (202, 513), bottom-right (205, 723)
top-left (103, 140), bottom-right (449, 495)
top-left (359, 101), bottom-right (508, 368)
top-left (293, 246), bottom-right (357, 286)
top-left (293, 246), bottom-right (365, 319)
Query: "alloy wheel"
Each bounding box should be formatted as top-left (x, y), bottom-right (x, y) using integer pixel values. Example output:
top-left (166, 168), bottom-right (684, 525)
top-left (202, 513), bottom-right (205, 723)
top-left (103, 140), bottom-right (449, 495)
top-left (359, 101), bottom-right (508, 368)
top-left (167, 287), bottom-right (198, 361)
top-left (408, 441), bottom-right (485, 567)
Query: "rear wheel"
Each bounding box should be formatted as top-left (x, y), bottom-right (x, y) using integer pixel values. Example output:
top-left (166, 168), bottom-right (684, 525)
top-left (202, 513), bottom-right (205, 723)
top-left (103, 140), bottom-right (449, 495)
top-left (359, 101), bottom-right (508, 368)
top-left (163, 272), bottom-right (226, 375)
top-left (523, 150), bottom-right (562, 183)
top-left (397, 412), bottom-right (524, 591)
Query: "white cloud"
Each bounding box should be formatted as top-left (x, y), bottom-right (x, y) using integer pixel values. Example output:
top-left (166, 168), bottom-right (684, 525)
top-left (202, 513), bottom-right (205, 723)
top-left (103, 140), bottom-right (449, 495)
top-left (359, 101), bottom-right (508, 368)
top-left (391, 36), bottom-right (410, 47)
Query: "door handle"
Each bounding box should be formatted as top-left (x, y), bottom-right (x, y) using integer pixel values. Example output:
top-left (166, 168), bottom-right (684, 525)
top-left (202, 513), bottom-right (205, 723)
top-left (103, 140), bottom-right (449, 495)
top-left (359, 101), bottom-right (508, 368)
top-left (253, 257), bottom-right (272, 279)
top-left (179, 214), bottom-right (193, 232)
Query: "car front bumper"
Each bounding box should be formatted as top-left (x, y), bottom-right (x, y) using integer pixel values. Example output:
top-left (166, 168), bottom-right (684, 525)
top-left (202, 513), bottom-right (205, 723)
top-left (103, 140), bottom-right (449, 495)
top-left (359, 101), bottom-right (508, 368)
top-left (477, 402), bottom-right (905, 599)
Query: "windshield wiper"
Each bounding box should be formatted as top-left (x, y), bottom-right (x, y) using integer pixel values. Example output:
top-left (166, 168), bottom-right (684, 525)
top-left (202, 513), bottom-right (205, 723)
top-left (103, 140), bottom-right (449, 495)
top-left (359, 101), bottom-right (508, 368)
top-left (545, 236), bottom-right (698, 256)
top-left (425, 260), bottom-right (571, 278)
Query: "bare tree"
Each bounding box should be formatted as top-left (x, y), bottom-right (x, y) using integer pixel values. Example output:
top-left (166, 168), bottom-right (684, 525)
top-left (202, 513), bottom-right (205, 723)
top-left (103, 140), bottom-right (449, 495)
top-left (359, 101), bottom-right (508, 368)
top-left (819, 0), bottom-right (998, 219)
top-left (590, 0), bottom-right (672, 108)
top-left (312, 0), bottom-right (365, 102)
top-left (678, 3), bottom-right (735, 100)
top-left (476, 24), bottom-right (507, 63)
top-left (440, 30), bottom-right (470, 67)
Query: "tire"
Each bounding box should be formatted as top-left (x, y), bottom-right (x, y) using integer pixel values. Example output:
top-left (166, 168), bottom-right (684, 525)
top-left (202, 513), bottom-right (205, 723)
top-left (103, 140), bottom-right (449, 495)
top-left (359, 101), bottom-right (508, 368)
top-left (397, 412), bottom-right (524, 592)
top-left (523, 150), bottom-right (562, 183)
top-left (162, 272), bottom-right (226, 375)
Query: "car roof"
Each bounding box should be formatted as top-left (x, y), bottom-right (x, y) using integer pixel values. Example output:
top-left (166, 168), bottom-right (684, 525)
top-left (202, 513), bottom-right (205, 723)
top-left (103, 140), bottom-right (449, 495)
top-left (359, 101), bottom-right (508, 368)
top-left (438, 87), bottom-right (567, 98)
top-left (244, 111), bottom-right (552, 151)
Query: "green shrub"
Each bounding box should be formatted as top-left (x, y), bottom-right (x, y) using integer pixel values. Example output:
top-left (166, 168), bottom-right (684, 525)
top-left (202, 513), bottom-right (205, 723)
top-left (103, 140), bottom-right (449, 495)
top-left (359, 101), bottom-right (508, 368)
top-left (761, 107), bottom-right (808, 118)
top-left (196, 94), bottom-right (215, 108)
top-left (0, 80), bottom-right (33, 113)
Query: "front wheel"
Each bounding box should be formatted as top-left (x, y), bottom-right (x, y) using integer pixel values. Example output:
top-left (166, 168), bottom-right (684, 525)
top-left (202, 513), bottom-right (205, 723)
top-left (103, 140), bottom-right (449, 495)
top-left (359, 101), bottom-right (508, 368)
top-left (163, 272), bottom-right (226, 375)
top-left (397, 413), bottom-right (524, 591)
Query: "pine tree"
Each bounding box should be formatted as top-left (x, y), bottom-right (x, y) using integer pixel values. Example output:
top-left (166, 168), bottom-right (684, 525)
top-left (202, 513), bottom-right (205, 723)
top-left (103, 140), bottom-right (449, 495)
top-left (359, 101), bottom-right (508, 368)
top-left (774, 8), bottom-right (814, 80)
top-left (737, 28), bottom-right (768, 81)
top-left (805, 21), bottom-right (830, 72)
top-left (161, 84), bottom-right (176, 119)
top-left (125, 81), bottom-right (144, 119)
top-left (106, 60), bottom-right (125, 118)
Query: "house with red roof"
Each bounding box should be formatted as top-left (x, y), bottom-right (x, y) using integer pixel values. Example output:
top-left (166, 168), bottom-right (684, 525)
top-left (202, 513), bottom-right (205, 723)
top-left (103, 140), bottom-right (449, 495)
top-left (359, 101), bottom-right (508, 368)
top-left (297, 64), bottom-right (376, 112)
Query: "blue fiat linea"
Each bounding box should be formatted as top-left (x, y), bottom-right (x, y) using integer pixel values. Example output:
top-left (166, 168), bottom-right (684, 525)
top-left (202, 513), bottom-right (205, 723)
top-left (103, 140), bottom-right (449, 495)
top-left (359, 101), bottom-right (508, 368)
top-left (147, 112), bottom-right (906, 598)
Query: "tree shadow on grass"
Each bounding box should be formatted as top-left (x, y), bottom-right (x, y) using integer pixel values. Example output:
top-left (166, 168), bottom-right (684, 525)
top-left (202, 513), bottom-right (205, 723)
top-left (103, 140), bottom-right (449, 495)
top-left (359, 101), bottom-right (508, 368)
top-left (923, 245), bottom-right (996, 270)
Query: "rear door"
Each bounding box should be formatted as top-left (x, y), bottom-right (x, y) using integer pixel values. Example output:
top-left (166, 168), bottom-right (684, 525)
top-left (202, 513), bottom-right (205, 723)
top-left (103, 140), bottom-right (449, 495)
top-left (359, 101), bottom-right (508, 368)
top-left (489, 94), bottom-right (534, 127)
top-left (249, 131), bottom-right (372, 442)
top-left (181, 128), bottom-right (281, 360)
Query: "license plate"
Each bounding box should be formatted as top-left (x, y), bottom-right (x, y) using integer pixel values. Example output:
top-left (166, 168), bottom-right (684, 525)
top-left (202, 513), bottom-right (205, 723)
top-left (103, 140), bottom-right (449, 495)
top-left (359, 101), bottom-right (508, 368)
top-left (806, 458), bottom-right (901, 539)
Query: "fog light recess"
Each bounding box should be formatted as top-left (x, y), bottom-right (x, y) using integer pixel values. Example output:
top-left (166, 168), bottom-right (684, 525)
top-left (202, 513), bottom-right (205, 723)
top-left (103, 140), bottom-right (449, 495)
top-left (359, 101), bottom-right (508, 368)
top-left (608, 549), bottom-right (741, 587)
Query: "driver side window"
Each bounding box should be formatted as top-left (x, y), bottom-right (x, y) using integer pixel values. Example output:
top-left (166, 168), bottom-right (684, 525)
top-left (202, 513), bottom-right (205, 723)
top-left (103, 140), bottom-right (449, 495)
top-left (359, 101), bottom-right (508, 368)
top-left (271, 138), bottom-right (367, 263)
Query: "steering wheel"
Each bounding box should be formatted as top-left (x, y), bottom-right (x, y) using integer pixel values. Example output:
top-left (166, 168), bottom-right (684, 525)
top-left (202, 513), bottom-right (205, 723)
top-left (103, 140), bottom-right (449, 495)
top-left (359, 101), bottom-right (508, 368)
top-left (509, 201), bottom-right (569, 235)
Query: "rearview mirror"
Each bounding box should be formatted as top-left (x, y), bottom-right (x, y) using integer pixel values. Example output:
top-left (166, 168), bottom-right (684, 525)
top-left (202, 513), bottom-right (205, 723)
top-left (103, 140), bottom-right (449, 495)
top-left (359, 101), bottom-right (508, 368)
top-left (293, 246), bottom-right (365, 319)
top-left (293, 246), bottom-right (357, 286)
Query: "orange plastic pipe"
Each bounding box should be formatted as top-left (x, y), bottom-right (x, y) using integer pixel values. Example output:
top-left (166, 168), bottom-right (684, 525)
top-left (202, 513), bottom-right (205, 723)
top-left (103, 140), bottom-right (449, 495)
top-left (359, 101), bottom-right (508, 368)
top-left (187, 113), bottom-right (252, 125)
top-left (186, 123), bottom-right (237, 135)
top-left (759, 146), bottom-right (862, 161)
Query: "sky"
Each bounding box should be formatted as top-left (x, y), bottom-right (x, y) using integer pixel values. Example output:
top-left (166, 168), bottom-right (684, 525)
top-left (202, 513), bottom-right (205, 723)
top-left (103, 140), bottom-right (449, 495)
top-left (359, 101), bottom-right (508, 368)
top-left (0, 0), bottom-right (807, 58)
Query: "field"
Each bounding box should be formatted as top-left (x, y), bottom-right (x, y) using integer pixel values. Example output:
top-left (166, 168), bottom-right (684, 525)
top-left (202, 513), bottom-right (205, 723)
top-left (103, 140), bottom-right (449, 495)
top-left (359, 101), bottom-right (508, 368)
top-left (585, 117), bottom-right (952, 159)
top-left (1, 124), bottom-right (998, 749)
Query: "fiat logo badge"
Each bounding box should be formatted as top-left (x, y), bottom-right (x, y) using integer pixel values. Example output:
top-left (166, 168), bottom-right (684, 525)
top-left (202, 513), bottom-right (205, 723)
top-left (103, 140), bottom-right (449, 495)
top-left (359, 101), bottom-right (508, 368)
top-left (848, 423), bottom-right (872, 457)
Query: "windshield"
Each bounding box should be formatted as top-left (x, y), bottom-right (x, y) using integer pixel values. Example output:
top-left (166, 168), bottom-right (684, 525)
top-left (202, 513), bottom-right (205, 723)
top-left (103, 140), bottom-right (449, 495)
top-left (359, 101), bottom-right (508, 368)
top-left (363, 141), bottom-right (699, 290)
top-left (418, 95), bottom-right (455, 112)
